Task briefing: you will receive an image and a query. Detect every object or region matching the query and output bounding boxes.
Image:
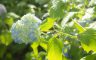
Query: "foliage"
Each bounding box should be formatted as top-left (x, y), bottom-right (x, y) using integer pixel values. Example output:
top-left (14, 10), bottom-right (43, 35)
top-left (1, 0), bottom-right (96, 60)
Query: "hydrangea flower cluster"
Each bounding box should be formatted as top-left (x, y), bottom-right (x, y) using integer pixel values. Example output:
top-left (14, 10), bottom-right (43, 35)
top-left (10, 13), bottom-right (42, 44)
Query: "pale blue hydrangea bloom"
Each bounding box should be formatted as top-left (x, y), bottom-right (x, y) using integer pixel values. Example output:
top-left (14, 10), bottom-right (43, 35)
top-left (10, 13), bottom-right (42, 44)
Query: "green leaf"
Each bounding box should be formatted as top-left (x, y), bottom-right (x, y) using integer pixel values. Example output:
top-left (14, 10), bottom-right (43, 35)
top-left (31, 42), bottom-right (39, 57)
top-left (25, 52), bottom-right (33, 60)
top-left (4, 17), bottom-right (14, 27)
top-left (68, 41), bottom-right (85, 60)
top-left (40, 41), bottom-right (47, 51)
top-left (0, 31), bottom-right (13, 46)
top-left (48, 37), bottom-right (63, 60)
top-left (35, 0), bottom-right (49, 5)
top-left (80, 53), bottom-right (96, 60)
top-left (8, 12), bottom-right (20, 18)
top-left (38, 52), bottom-right (47, 60)
top-left (74, 20), bottom-right (86, 33)
top-left (0, 45), bottom-right (6, 58)
top-left (61, 12), bottom-right (76, 27)
top-left (40, 18), bottom-right (55, 32)
top-left (49, 0), bottom-right (69, 19)
top-left (78, 29), bottom-right (96, 52)
top-left (63, 25), bottom-right (76, 35)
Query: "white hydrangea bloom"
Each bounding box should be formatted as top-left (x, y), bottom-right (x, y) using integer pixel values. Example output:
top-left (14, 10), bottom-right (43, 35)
top-left (10, 13), bottom-right (42, 44)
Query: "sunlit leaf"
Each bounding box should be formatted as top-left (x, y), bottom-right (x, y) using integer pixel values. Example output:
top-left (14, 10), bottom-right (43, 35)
top-left (74, 20), bottom-right (86, 33)
top-left (8, 12), bottom-right (20, 18)
top-left (61, 12), bottom-right (76, 27)
top-left (0, 31), bottom-right (13, 46)
top-left (31, 42), bottom-right (39, 57)
top-left (48, 37), bottom-right (63, 60)
top-left (4, 17), bottom-right (14, 27)
top-left (40, 18), bottom-right (55, 32)
top-left (40, 41), bottom-right (47, 51)
top-left (78, 29), bottom-right (96, 52)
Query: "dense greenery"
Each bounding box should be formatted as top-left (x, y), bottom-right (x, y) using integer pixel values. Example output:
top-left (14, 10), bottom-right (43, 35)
top-left (0, 0), bottom-right (96, 60)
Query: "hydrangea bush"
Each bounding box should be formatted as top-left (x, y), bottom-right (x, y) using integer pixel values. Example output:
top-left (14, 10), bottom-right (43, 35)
top-left (8, 0), bottom-right (96, 60)
top-left (10, 13), bottom-right (42, 44)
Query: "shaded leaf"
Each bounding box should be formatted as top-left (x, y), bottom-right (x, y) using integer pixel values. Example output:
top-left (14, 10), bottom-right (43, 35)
top-left (49, 0), bottom-right (69, 19)
top-left (80, 53), bottom-right (96, 60)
